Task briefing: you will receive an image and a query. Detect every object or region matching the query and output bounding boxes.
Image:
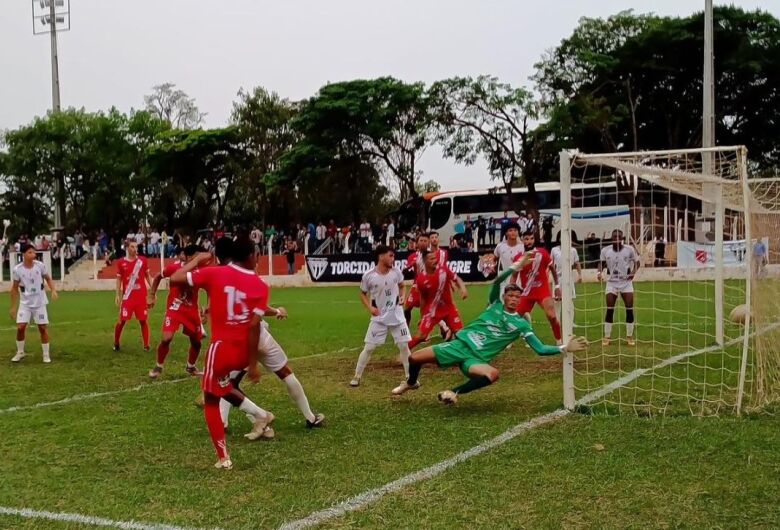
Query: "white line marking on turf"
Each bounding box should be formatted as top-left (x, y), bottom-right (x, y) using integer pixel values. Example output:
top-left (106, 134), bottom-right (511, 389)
top-left (0, 345), bottom-right (360, 415)
top-left (278, 325), bottom-right (780, 530)
top-left (0, 506), bottom-right (218, 530)
top-left (0, 378), bottom-right (190, 415)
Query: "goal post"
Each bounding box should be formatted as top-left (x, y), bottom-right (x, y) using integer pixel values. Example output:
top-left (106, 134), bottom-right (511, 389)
top-left (559, 145), bottom-right (780, 416)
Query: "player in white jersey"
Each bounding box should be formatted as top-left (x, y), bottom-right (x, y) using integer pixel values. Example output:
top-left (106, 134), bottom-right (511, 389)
top-left (351, 245), bottom-right (412, 387)
top-left (9, 244), bottom-right (58, 363)
top-left (598, 229), bottom-right (641, 346)
top-left (551, 242), bottom-right (583, 322)
top-left (493, 222), bottom-right (524, 295)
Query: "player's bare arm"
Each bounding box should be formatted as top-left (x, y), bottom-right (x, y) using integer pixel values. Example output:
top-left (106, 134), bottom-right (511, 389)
top-left (148, 273), bottom-right (163, 308)
top-left (575, 259), bottom-right (583, 283)
top-left (9, 280), bottom-right (19, 319)
top-left (597, 259), bottom-right (606, 281)
top-left (360, 290), bottom-right (380, 317)
top-left (454, 275), bottom-right (468, 299)
top-left (170, 252), bottom-right (212, 284)
top-left (398, 281), bottom-right (407, 307)
top-left (43, 273), bottom-right (58, 301)
top-left (264, 306), bottom-right (288, 320)
top-left (115, 275), bottom-right (122, 306)
top-left (628, 253), bottom-right (639, 280)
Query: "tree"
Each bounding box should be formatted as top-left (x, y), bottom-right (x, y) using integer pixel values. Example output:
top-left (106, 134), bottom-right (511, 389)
top-left (432, 76), bottom-right (544, 215)
top-left (144, 83), bottom-right (206, 129)
top-left (533, 7), bottom-right (780, 172)
top-left (280, 78), bottom-right (438, 202)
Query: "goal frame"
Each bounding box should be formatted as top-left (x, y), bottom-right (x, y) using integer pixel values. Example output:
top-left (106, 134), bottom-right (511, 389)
top-left (559, 146), bottom-right (752, 414)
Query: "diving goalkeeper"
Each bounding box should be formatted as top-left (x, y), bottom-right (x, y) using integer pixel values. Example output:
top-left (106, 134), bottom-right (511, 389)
top-left (391, 253), bottom-right (588, 404)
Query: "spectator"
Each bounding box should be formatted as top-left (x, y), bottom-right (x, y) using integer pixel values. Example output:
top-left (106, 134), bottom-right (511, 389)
top-left (387, 218), bottom-right (396, 247)
top-left (477, 216), bottom-right (487, 248)
top-left (464, 215), bottom-right (474, 247)
top-left (398, 236), bottom-right (409, 251)
top-left (489, 216), bottom-right (499, 245)
top-left (753, 239), bottom-right (767, 277)
top-left (326, 219), bottom-right (337, 248)
top-left (284, 238), bottom-right (297, 274)
top-left (359, 219), bottom-right (371, 252)
top-left (264, 224), bottom-right (277, 249)
top-left (499, 211), bottom-right (512, 240)
top-left (541, 216), bottom-right (554, 251)
top-left (307, 222), bottom-right (316, 249)
top-left (250, 226), bottom-right (262, 252)
top-left (316, 222), bottom-right (326, 249)
top-left (74, 229), bottom-right (84, 259)
top-left (149, 228), bottom-right (161, 257)
top-left (584, 232), bottom-right (600, 268)
top-left (524, 212), bottom-right (536, 235)
top-left (654, 237), bottom-right (666, 267)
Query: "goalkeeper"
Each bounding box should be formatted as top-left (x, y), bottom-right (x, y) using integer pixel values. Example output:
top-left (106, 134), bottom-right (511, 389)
top-left (392, 253), bottom-right (588, 404)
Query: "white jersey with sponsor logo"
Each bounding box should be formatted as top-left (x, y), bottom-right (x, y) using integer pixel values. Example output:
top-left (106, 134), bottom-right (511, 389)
top-left (493, 241), bottom-right (524, 273)
top-left (360, 267), bottom-right (405, 325)
top-left (12, 260), bottom-right (49, 308)
top-left (600, 245), bottom-right (640, 282)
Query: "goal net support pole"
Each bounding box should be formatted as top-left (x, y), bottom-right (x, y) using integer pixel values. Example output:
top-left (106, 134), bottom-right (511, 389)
top-left (560, 150), bottom-right (576, 410)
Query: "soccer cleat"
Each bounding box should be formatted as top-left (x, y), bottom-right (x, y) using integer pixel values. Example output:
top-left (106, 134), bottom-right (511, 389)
top-left (306, 413), bottom-right (325, 429)
top-left (148, 366), bottom-right (163, 379)
top-left (601, 338), bottom-right (610, 347)
top-left (143, 346), bottom-right (151, 352)
top-left (11, 352), bottom-right (26, 363)
top-left (185, 364), bottom-right (202, 376)
top-left (627, 336), bottom-right (636, 346)
top-left (437, 390), bottom-right (458, 405)
top-left (391, 380), bottom-right (421, 396)
top-left (42, 352), bottom-right (51, 364)
top-left (112, 344), bottom-right (120, 352)
top-left (260, 426), bottom-right (275, 439)
top-left (349, 377), bottom-right (361, 387)
top-left (214, 458), bottom-right (233, 470)
top-left (245, 412), bottom-right (275, 441)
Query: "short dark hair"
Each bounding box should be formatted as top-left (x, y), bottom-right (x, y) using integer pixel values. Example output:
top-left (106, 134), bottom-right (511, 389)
top-left (505, 222), bottom-right (520, 233)
top-left (183, 244), bottom-right (202, 257)
top-left (522, 230), bottom-right (535, 238)
top-left (19, 243), bottom-right (34, 254)
top-left (612, 229), bottom-right (624, 237)
top-left (429, 231), bottom-right (439, 237)
top-left (416, 233), bottom-right (429, 242)
top-left (231, 235), bottom-right (256, 264)
top-left (504, 284), bottom-right (522, 293)
top-left (214, 237), bottom-right (234, 264)
top-left (375, 245), bottom-right (393, 260)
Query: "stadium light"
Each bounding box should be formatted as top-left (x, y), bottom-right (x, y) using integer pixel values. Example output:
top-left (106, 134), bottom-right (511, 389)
top-left (31, 0), bottom-right (70, 234)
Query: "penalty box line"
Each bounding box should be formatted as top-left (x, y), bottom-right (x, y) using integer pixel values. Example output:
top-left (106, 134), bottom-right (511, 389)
top-left (0, 346), bottom-right (360, 415)
top-left (277, 326), bottom-right (776, 530)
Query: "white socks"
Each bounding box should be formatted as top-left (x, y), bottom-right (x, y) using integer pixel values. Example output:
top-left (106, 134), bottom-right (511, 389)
top-left (239, 398), bottom-right (269, 422)
top-left (219, 399), bottom-right (232, 427)
top-left (16, 341), bottom-right (24, 354)
top-left (42, 343), bottom-right (50, 355)
top-left (604, 323), bottom-right (613, 339)
top-left (354, 344), bottom-right (376, 379)
top-left (398, 343), bottom-right (411, 378)
top-left (284, 374), bottom-right (315, 422)
top-left (626, 323), bottom-right (635, 338)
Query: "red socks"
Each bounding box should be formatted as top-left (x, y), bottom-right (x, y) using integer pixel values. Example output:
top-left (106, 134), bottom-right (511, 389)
top-left (408, 336), bottom-right (424, 350)
top-left (114, 321), bottom-right (126, 345)
top-left (203, 395), bottom-right (228, 460)
top-left (551, 318), bottom-right (562, 341)
top-left (156, 341), bottom-right (170, 365)
top-left (140, 321), bottom-right (150, 348)
top-left (187, 343), bottom-right (201, 366)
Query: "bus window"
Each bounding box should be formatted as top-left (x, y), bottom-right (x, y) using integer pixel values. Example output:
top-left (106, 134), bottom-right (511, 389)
top-left (429, 198), bottom-right (452, 230)
top-left (535, 190), bottom-right (561, 210)
top-left (453, 194), bottom-right (506, 215)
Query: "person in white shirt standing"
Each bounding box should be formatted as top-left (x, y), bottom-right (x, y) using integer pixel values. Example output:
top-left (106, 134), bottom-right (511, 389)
top-left (351, 245), bottom-right (412, 387)
top-left (493, 222), bottom-right (524, 295)
top-left (551, 241), bottom-right (583, 324)
top-left (10, 244), bottom-right (58, 363)
top-left (598, 229), bottom-right (641, 346)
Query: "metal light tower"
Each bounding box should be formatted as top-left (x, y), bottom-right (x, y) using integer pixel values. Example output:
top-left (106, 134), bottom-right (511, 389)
top-left (703, 0), bottom-right (715, 172)
top-left (32, 0), bottom-right (70, 232)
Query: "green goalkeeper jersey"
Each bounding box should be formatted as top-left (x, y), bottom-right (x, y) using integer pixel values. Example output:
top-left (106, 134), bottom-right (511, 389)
top-left (453, 267), bottom-right (562, 361)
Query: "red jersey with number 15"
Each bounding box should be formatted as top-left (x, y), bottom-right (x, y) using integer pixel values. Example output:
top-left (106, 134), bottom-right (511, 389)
top-left (116, 256), bottom-right (149, 302)
top-left (415, 265), bottom-right (457, 316)
top-left (187, 263), bottom-right (268, 342)
top-left (512, 248), bottom-right (553, 297)
top-left (162, 261), bottom-right (199, 310)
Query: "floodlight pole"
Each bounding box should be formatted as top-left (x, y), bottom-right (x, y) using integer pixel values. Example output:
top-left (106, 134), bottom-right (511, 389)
top-left (703, 0), bottom-right (715, 164)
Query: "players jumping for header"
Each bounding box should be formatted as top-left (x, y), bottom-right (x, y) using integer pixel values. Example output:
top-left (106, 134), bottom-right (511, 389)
top-left (351, 245), bottom-right (412, 387)
top-left (598, 229), bottom-right (641, 346)
top-left (10, 244), bottom-right (58, 363)
top-left (392, 254), bottom-right (588, 403)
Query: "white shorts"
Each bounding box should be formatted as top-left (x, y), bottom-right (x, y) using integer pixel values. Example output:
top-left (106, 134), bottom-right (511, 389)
top-left (364, 320), bottom-right (411, 345)
top-left (17, 304), bottom-right (49, 325)
top-left (258, 322), bottom-right (289, 373)
top-left (606, 280), bottom-right (634, 295)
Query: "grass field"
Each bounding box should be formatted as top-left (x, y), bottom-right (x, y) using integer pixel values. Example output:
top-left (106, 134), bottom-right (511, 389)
top-left (1, 282), bottom-right (779, 529)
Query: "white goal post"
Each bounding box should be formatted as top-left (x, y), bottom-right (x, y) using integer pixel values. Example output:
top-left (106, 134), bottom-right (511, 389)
top-left (558, 146), bottom-right (780, 416)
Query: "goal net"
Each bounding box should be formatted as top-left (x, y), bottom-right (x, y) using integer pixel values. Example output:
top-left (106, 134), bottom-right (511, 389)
top-left (558, 146), bottom-right (780, 415)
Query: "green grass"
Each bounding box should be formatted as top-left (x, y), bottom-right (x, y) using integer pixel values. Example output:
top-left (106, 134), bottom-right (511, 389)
top-left (0, 283), bottom-right (778, 529)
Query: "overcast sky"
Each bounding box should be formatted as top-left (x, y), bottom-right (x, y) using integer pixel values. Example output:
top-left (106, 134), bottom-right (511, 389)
top-left (1, 0), bottom-right (777, 191)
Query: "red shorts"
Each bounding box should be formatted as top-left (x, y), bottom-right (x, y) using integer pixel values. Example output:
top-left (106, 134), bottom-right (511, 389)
top-left (162, 306), bottom-right (203, 338)
top-left (405, 286), bottom-right (421, 309)
top-left (517, 286), bottom-right (553, 315)
top-left (418, 306), bottom-right (464, 338)
top-left (202, 339), bottom-right (249, 398)
top-left (120, 298), bottom-right (148, 321)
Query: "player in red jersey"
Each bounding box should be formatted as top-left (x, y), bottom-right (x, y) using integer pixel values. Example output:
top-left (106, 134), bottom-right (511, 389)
top-left (113, 240), bottom-right (154, 351)
top-left (408, 250), bottom-right (468, 349)
top-left (511, 230), bottom-right (562, 344)
top-left (171, 237), bottom-right (274, 470)
top-left (403, 232), bottom-right (430, 325)
top-left (147, 244), bottom-right (204, 379)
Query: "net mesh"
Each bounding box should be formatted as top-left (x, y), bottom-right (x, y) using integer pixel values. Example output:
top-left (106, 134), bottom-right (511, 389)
top-left (563, 146), bottom-right (780, 415)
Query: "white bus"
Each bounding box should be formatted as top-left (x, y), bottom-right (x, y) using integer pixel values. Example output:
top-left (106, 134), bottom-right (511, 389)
top-left (394, 181), bottom-right (630, 245)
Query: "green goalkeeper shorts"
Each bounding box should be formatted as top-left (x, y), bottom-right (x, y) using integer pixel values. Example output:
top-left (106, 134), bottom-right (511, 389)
top-left (433, 339), bottom-right (488, 376)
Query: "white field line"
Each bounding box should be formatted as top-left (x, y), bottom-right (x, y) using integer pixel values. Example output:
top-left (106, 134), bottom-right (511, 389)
top-left (0, 346), bottom-right (360, 415)
top-left (0, 506), bottom-right (218, 530)
top-left (277, 325), bottom-right (779, 530)
top-left (0, 319), bottom-right (92, 331)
